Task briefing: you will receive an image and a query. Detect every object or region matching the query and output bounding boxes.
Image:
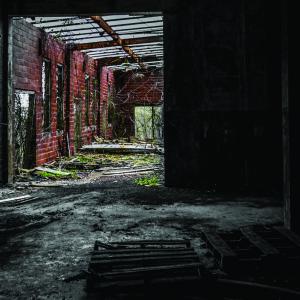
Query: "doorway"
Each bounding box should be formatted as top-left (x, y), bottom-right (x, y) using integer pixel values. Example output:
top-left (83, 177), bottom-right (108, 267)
top-left (14, 90), bottom-right (36, 170)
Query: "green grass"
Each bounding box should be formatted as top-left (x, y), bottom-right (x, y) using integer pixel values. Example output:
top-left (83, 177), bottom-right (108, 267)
top-left (134, 175), bottom-right (160, 187)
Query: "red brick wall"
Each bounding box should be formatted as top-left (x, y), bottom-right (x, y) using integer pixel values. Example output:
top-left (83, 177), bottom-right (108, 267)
top-left (12, 18), bottom-right (115, 165)
top-left (12, 18), bottom-right (162, 166)
top-left (113, 69), bottom-right (164, 138)
top-left (70, 51), bottom-right (97, 150)
top-left (13, 19), bottom-right (70, 165)
top-left (99, 66), bottom-right (115, 139)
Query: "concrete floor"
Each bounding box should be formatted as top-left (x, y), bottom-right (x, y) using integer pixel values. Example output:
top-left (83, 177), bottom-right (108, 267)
top-left (0, 161), bottom-right (282, 299)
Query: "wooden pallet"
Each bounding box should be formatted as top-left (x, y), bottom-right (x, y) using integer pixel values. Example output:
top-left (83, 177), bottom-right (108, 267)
top-left (88, 239), bottom-right (201, 292)
top-left (200, 226), bottom-right (300, 275)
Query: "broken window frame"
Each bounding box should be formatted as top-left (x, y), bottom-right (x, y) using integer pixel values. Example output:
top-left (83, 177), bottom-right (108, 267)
top-left (92, 77), bottom-right (98, 126)
top-left (85, 74), bottom-right (90, 127)
top-left (56, 64), bottom-right (64, 132)
top-left (107, 83), bottom-right (113, 125)
top-left (42, 59), bottom-right (51, 132)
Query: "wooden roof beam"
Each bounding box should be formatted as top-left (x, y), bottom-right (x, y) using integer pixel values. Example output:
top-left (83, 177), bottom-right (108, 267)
top-left (90, 15), bottom-right (145, 68)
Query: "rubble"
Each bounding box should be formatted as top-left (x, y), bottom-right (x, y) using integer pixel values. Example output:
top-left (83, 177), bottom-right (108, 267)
top-left (14, 152), bottom-right (164, 186)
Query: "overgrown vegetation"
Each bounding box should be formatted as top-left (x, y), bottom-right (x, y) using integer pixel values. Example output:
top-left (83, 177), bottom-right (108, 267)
top-left (75, 154), bottom-right (96, 164)
top-left (134, 175), bottom-right (160, 187)
top-left (36, 169), bottom-right (79, 180)
top-left (72, 153), bottom-right (161, 167)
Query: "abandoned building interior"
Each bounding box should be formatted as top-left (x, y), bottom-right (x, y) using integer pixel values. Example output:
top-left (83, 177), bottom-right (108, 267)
top-left (0, 0), bottom-right (298, 299)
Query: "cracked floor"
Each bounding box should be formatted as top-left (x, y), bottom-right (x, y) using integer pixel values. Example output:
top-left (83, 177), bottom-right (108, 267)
top-left (0, 154), bottom-right (282, 299)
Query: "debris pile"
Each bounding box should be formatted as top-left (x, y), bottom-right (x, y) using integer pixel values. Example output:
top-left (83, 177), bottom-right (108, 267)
top-left (15, 152), bottom-right (163, 186)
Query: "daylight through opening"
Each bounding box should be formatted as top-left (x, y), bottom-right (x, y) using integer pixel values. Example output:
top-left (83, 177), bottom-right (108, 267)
top-left (11, 14), bottom-right (164, 186)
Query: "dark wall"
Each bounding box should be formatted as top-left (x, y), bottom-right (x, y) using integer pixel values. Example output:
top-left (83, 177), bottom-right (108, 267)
top-left (164, 0), bottom-right (282, 193)
top-left (283, 2), bottom-right (300, 233)
top-left (0, 18), bottom-right (3, 184)
top-left (0, 13), bottom-right (8, 184)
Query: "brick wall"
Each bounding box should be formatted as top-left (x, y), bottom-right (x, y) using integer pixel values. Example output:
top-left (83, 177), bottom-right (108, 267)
top-left (13, 18), bottom-right (65, 165)
top-left (99, 66), bottom-right (115, 139)
top-left (113, 69), bottom-right (163, 138)
top-left (70, 51), bottom-right (97, 150)
top-left (12, 18), bottom-right (115, 165)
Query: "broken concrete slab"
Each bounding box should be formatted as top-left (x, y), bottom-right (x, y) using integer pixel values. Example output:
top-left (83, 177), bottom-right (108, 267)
top-left (34, 167), bottom-right (72, 177)
top-left (80, 143), bottom-right (163, 154)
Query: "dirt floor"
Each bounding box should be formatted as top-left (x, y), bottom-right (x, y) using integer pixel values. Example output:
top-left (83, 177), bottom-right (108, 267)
top-left (0, 153), bottom-right (283, 299)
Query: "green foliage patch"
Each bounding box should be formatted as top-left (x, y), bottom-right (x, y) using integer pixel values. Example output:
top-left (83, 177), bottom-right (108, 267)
top-left (134, 175), bottom-right (160, 187)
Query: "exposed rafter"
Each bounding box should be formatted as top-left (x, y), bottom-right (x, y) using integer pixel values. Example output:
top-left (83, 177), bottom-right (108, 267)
top-left (90, 16), bottom-right (145, 68)
top-left (25, 15), bottom-right (164, 70)
top-left (73, 36), bottom-right (163, 51)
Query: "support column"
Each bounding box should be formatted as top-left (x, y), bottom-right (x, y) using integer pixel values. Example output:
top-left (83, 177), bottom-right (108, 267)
top-left (65, 46), bottom-right (72, 156)
top-left (0, 14), bottom-right (13, 184)
top-left (282, 1), bottom-right (300, 234)
top-left (7, 17), bottom-right (14, 183)
top-left (0, 13), bottom-right (3, 184)
top-left (282, 0), bottom-right (290, 230)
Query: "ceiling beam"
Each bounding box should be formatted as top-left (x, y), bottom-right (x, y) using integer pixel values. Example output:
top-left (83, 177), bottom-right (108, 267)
top-left (73, 36), bottom-right (163, 51)
top-left (90, 15), bottom-right (144, 68)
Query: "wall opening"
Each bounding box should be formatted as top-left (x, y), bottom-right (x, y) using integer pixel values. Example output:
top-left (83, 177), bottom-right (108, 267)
top-left (14, 90), bottom-right (36, 170)
top-left (56, 64), bottom-right (64, 132)
top-left (42, 59), bottom-right (51, 132)
top-left (134, 105), bottom-right (163, 143)
top-left (8, 14), bottom-right (164, 185)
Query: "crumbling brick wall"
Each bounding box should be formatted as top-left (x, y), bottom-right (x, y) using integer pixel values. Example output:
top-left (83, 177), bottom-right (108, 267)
top-left (12, 18), bottom-right (116, 166)
top-left (12, 18), bottom-right (67, 165)
top-left (114, 69), bottom-right (163, 139)
top-left (99, 66), bottom-right (115, 139)
top-left (70, 51), bottom-right (97, 150)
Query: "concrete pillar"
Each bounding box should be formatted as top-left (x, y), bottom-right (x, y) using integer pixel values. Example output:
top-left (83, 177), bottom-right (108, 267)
top-left (0, 14), bottom-right (3, 184)
top-left (282, 1), bottom-right (300, 234)
top-left (0, 13), bottom-right (14, 185)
